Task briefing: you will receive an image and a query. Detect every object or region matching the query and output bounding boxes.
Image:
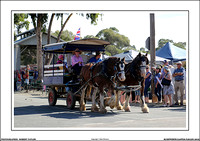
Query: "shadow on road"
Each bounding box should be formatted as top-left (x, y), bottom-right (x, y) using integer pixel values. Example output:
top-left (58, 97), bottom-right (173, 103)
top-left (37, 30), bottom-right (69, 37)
top-left (42, 109), bottom-right (118, 119)
top-left (167, 107), bottom-right (186, 112)
top-left (14, 105), bottom-right (119, 119)
top-left (14, 105), bottom-right (67, 116)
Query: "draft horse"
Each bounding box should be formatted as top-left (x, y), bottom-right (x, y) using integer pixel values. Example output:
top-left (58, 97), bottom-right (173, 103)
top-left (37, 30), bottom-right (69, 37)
top-left (115, 53), bottom-right (150, 113)
top-left (79, 57), bottom-right (126, 114)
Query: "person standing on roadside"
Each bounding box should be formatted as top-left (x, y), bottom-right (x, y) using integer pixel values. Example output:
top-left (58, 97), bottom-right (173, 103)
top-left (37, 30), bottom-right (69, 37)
top-left (144, 66), bottom-right (151, 103)
top-left (154, 66), bottom-right (162, 103)
top-left (162, 66), bottom-right (175, 107)
top-left (24, 68), bottom-right (29, 93)
top-left (172, 61), bottom-right (185, 106)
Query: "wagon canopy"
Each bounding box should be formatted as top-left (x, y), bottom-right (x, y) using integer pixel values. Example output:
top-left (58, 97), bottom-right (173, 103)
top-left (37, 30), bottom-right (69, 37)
top-left (43, 38), bottom-right (110, 53)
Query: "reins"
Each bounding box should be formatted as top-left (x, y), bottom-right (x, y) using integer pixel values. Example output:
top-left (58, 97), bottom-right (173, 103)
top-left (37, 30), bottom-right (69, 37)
top-left (74, 58), bottom-right (124, 94)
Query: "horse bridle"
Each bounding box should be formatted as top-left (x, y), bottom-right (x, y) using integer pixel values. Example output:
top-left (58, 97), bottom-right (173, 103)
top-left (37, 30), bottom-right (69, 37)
top-left (100, 59), bottom-right (125, 85)
top-left (129, 56), bottom-right (148, 81)
top-left (115, 60), bottom-right (125, 78)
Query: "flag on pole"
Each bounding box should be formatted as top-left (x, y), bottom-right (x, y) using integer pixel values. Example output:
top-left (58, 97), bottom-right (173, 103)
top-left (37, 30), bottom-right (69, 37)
top-left (74, 28), bottom-right (80, 40)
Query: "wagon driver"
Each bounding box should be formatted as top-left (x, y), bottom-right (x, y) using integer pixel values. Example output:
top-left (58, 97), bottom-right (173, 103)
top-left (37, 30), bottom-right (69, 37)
top-left (71, 48), bottom-right (83, 77)
top-left (89, 51), bottom-right (102, 63)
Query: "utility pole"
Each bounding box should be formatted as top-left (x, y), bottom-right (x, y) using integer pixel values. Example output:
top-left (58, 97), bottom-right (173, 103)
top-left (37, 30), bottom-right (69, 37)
top-left (150, 13), bottom-right (157, 103)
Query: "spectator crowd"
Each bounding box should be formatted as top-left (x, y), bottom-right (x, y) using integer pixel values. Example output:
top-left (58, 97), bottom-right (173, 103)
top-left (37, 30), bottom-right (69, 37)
top-left (140, 60), bottom-right (186, 107)
top-left (14, 65), bottom-right (38, 93)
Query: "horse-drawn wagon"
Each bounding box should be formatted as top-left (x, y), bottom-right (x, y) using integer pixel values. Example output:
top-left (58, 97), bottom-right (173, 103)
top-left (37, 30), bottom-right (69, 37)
top-left (43, 38), bottom-right (150, 113)
top-left (42, 38), bottom-right (110, 109)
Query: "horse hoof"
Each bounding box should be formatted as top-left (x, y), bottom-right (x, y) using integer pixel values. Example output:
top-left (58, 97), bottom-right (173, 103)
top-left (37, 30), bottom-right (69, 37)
top-left (142, 104), bottom-right (149, 113)
top-left (116, 105), bottom-right (123, 110)
top-left (124, 106), bottom-right (131, 112)
top-left (100, 109), bottom-right (107, 114)
top-left (110, 105), bottom-right (115, 109)
top-left (91, 106), bottom-right (99, 112)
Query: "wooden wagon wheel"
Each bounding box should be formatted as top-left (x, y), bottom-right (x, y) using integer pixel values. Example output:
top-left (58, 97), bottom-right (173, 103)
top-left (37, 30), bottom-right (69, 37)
top-left (48, 87), bottom-right (57, 106)
top-left (66, 91), bottom-right (76, 110)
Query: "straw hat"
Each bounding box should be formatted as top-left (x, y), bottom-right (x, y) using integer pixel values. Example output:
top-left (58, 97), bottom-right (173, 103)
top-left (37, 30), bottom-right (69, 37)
top-left (176, 61), bottom-right (182, 65)
top-left (72, 48), bottom-right (82, 55)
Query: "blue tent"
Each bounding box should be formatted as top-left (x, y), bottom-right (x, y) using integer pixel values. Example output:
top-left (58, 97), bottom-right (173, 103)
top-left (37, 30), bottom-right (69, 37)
top-left (156, 42), bottom-right (186, 61)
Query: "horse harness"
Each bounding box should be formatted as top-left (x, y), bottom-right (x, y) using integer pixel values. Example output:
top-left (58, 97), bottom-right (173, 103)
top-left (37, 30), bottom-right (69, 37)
top-left (89, 59), bottom-right (124, 87)
top-left (129, 56), bottom-right (147, 82)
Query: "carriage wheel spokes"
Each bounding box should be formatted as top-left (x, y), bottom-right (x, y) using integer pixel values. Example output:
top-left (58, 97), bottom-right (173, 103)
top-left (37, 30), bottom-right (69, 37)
top-left (48, 87), bottom-right (57, 106)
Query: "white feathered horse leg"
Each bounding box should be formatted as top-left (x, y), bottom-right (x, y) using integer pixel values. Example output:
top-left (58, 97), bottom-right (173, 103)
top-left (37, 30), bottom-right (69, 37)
top-left (123, 92), bottom-right (131, 112)
top-left (80, 86), bottom-right (87, 111)
top-left (115, 90), bottom-right (123, 110)
top-left (99, 88), bottom-right (107, 114)
top-left (141, 95), bottom-right (149, 113)
top-left (91, 87), bottom-right (99, 112)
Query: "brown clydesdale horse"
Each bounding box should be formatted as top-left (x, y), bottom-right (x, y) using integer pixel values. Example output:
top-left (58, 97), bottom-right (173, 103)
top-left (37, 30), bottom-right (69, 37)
top-left (79, 57), bottom-right (126, 114)
top-left (115, 53), bottom-right (150, 113)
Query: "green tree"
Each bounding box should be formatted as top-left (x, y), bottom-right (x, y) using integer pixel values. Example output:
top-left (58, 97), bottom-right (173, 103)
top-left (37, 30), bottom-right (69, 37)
top-left (96, 27), bottom-right (131, 50)
top-left (29, 13), bottom-right (48, 81)
top-left (157, 39), bottom-right (173, 49)
top-left (173, 42), bottom-right (186, 49)
top-left (122, 45), bottom-right (136, 52)
top-left (14, 14), bottom-right (30, 40)
top-left (105, 45), bottom-right (123, 56)
top-left (14, 14), bottom-right (30, 34)
top-left (52, 30), bottom-right (75, 41)
top-left (85, 13), bottom-right (103, 25)
top-left (96, 27), bottom-right (131, 55)
top-left (156, 38), bottom-right (186, 51)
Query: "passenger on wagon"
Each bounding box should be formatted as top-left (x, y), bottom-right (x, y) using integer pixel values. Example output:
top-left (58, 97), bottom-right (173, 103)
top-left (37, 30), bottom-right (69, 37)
top-left (71, 48), bottom-right (83, 81)
top-left (89, 51), bottom-right (102, 63)
top-left (57, 55), bottom-right (64, 64)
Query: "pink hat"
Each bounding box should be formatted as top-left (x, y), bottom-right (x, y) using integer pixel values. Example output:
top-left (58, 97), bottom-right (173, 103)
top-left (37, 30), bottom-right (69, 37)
top-left (58, 55), bottom-right (64, 59)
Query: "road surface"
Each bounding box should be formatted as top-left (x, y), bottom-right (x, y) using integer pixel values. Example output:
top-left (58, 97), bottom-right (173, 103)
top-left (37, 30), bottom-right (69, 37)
top-left (14, 91), bottom-right (187, 130)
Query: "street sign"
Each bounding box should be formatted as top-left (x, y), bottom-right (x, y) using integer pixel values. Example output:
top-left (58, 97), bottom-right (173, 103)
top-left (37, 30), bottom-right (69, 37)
top-left (145, 37), bottom-right (150, 50)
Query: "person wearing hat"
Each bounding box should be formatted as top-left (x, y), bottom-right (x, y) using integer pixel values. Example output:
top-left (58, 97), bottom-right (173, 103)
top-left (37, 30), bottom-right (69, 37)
top-left (57, 55), bottom-right (64, 64)
top-left (162, 66), bottom-right (175, 107)
top-left (154, 66), bottom-right (162, 103)
top-left (71, 48), bottom-right (83, 80)
top-left (172, 61), bottom-right (185, 106)
top-left (161, 60), bottom-right (169, 79)
top-left (89, 51), bottom-right (102, 63)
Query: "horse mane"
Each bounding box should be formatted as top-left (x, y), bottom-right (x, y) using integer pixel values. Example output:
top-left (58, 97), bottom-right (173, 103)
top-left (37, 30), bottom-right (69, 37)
top-left (126, 53), bottom-right (148, 80)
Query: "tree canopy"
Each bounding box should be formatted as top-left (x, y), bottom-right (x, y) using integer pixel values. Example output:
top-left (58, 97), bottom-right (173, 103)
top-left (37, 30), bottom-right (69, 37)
top-left (52, 29), bottom-right (75, 41)
top-left (96, 27), bottom-right (131, 49)
top-left (156, 38), bottom-right (186, 51)
top-left (95, 27), bottom-right (135, 55)
top-left (14, 14), bottom-right (30, 34)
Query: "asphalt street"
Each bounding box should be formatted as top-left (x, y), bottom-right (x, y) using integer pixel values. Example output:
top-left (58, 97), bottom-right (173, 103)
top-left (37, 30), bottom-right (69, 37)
top-left (14, 91), bottom-right (187, 129)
